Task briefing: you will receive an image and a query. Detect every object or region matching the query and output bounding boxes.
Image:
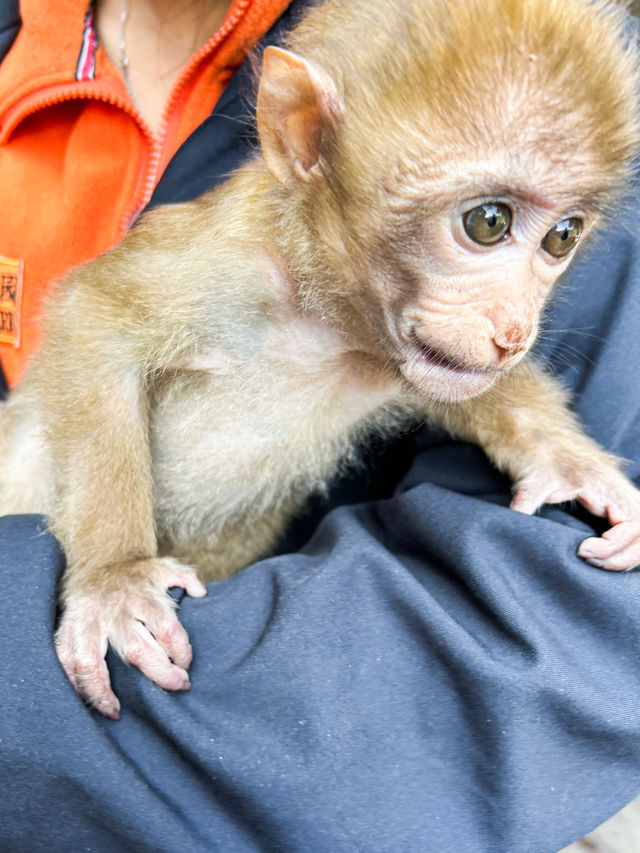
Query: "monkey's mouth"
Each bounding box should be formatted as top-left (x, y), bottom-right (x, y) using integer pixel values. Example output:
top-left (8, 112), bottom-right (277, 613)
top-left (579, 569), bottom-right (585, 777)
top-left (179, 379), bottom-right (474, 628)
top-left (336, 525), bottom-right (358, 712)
top-left (409, 334), bottom-right (493, 375)
top-left (399, 335), bottom-right (498, 401)
top-left (413, 342), bottom-right (474, 374)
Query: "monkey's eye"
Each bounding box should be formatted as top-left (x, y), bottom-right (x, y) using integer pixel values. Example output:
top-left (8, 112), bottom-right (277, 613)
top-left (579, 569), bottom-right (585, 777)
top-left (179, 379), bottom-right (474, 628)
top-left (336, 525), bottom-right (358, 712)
top-left (462, 203), bottom-right (512, 246)
top-left (541, 218), bottom-right (583, 258)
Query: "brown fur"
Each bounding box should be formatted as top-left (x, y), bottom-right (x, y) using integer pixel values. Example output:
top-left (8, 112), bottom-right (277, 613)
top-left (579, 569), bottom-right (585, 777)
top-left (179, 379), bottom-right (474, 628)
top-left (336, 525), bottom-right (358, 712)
top-left (0, 0), bottom-right (638, 717)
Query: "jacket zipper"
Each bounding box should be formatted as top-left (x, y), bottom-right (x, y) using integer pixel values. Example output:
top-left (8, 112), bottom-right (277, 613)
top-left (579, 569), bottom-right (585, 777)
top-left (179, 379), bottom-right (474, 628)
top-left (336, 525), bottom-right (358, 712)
top-left (1, 0), bottom-right (252, 238)
top-left (121, 0), bottom-right (251, 231)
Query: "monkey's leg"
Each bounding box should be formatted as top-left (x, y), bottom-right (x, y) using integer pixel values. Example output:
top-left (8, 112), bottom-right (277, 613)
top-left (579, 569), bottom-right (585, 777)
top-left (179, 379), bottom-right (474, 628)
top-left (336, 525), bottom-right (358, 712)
top-left (430, 360), bottom-right (640, 572)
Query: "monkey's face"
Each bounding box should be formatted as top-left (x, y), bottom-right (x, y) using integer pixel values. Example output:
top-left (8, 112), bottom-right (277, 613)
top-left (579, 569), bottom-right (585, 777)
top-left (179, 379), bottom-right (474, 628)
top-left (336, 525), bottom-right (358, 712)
top-left (309, 79), bottom-right (626, 404)
top-left (361, 179), bottom-right (594, 403)
top-left (256, 25), bottom-right (637, 404)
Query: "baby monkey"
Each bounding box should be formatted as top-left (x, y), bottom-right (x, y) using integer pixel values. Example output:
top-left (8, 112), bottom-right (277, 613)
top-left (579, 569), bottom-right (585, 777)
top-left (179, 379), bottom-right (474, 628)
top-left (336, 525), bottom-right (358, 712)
top-left (1, 0), bottom-right (639, 718)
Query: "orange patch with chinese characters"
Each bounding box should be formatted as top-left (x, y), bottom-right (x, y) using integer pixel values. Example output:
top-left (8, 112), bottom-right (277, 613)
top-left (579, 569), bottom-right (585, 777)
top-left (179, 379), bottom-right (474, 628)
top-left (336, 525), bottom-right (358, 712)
top-left (0, 256), bottom-right (23, 348)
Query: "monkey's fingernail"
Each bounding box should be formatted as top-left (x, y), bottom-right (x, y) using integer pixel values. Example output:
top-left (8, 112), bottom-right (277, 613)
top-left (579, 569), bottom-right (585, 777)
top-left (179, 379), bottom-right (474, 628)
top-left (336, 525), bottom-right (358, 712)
top-left (179, 677), bottom-right (191, 691)
top-left (95, 697), bottom-right (120, 719)
top-left (578, 541), bottom-right (606, 565)
top-left (577, 541), bottom-right (596, 558)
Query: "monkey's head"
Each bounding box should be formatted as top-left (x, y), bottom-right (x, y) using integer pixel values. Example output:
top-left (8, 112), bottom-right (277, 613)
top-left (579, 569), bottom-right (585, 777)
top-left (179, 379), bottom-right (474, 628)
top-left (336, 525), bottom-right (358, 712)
top-left (257, 0), bottom-right (639, 402)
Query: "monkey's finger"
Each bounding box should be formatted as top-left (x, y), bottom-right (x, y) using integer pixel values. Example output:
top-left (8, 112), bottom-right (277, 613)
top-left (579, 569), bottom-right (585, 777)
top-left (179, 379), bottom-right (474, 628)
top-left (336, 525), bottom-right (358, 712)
top-left (604, 500), bottom-right (640, 528)
top-left (55, 628), bottom-right (121, 720)
top-left (580, 520), bottom-right (640, 556)
top-left (509, 489), bottom-right (545, 515)
top-left (141, 606), bottom-right (193, 670)
top-left (509, 477), bottom-right (582, 514)
top-left (571, 490), bottom-right (610, 520)
top-left (578, 522), bottom-right (640, 572)
top-left (122, 622), bottom-right (191, 692)
top-left (579, 544), bottom-right (640, 572)
top-left (158, 557), bottom-right (208, 598)
top-left (75, 662), bottom-right (122, 719)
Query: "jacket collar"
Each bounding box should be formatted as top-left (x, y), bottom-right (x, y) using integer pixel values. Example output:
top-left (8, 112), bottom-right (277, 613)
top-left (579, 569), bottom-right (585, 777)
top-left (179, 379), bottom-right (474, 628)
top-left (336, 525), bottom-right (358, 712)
top-left (0, 1), bottom-right (129, 141)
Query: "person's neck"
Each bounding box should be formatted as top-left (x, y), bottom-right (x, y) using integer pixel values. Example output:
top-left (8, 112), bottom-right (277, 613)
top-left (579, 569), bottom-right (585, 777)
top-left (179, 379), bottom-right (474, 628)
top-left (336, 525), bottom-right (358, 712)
top-left (95, 0), bottom-right (232, 134)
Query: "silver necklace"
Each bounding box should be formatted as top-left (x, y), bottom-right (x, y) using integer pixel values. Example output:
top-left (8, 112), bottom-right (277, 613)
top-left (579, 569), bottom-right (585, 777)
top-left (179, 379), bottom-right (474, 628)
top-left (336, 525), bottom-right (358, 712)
top-left (119, 0), bottom-right (140, 109)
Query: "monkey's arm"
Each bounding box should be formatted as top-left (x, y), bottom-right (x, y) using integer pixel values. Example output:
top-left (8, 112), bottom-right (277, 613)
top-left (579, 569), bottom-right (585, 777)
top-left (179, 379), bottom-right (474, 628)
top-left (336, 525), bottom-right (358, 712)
top-left (29, 258), bottom-right (207, 719)
top-left (429, 360), bottom-right (640, 572)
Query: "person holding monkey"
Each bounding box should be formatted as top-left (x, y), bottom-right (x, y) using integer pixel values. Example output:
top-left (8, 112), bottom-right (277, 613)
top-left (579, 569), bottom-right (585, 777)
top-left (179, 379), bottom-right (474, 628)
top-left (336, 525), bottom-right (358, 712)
top-left (0, 1), bottom-right (639, 851)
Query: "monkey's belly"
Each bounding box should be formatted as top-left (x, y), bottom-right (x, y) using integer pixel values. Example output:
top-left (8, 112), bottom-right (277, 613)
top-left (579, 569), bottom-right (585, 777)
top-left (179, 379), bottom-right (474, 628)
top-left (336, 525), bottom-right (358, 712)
top-left (148, 369), bottom-right (406, 580)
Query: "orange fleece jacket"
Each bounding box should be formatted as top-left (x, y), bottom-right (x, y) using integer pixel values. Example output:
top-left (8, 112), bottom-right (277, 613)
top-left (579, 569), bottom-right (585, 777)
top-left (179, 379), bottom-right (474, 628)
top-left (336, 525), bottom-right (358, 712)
top-left (0, 0), bottom-right (291, 388)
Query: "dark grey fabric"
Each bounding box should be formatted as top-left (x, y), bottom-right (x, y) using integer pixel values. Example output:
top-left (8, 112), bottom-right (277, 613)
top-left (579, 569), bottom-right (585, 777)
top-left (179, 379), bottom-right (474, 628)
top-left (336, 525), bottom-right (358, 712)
top-left (0, 0), bottom-right (19, 66)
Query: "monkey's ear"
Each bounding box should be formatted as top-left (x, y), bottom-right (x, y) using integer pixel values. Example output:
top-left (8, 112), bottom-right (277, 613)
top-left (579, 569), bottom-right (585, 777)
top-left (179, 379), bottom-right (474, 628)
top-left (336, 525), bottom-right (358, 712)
top-left (257, 46), bottom-right (343, 185)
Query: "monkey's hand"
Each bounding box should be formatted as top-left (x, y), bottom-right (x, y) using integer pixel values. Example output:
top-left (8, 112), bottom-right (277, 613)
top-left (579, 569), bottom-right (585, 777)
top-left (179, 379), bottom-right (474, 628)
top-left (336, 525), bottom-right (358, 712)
top-left (430, 362), bottom-right (640, 573)
top-left (55, 557), bottom-right (207, 719)
top-left (510, 458), bottom-right (640, 572)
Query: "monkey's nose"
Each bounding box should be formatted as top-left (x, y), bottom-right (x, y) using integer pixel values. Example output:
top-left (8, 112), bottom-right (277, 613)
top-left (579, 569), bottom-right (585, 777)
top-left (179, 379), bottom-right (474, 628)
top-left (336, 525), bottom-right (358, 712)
top-left (492, 320), bottom-right (532, 355)
top-left (485, 300), bottom-right (534, 362)
top-left (489, 321), bottom-right (533, 367)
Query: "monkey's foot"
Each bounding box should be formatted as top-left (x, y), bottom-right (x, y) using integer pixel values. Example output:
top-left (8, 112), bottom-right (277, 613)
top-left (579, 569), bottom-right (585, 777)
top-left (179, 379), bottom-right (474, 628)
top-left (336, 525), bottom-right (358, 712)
top-left (55, 557), bottom-right (207, 719)
top-left (510, 464), bottom-right (640, 572)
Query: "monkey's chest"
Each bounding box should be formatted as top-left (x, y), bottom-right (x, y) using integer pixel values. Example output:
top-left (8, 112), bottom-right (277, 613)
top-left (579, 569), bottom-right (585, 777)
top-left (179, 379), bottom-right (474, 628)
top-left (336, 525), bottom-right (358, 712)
top-left (147, 356), bottom-right (405, 559)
